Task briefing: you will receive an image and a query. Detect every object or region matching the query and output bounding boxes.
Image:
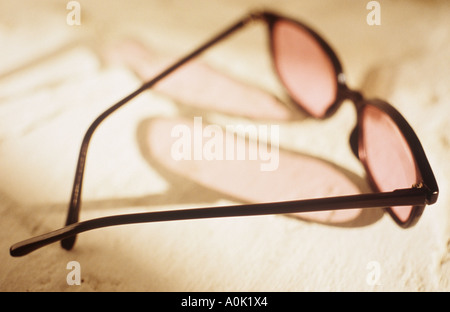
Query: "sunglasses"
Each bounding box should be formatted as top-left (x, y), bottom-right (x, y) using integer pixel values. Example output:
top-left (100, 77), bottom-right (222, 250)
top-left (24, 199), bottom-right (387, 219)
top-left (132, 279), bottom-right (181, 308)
top-left (10, 11), bottom-right (439, 257)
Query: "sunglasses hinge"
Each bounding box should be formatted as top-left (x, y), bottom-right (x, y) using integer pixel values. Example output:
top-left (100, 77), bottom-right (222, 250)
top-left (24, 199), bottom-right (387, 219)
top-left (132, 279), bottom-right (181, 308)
top-left (413, 182), bottom-right (438, 205)
top-left (244, 11), bottom-right (269, 27)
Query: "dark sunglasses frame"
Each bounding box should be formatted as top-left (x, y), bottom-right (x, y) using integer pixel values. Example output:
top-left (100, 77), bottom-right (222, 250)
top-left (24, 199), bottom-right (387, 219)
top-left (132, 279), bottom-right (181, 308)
top-left (10, 11), bottom-right (438, 257)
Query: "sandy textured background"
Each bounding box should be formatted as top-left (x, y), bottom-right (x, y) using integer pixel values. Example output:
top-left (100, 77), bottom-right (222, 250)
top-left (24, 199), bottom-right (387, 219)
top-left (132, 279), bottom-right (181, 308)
top-left (1, 0), bottom-right (449, 291)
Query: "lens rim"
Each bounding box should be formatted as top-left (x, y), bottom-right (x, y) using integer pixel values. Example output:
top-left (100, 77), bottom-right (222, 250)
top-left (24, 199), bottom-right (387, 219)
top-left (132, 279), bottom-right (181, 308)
top-left (265, 12), bottom-right (347, 119)
top-left (356, 99), bottom-right (438, 228)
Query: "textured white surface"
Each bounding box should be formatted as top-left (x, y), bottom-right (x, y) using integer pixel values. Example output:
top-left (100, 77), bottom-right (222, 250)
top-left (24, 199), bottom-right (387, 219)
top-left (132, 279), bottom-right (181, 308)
top-left (1, 0), bottom-right (449, 291)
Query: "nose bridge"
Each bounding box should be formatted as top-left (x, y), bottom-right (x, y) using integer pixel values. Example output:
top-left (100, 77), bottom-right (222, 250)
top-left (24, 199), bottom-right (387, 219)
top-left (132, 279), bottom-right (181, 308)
top-left (340, 82), bottom-right (364, 108)
top-left (339, 84), bottom-right (365, 159)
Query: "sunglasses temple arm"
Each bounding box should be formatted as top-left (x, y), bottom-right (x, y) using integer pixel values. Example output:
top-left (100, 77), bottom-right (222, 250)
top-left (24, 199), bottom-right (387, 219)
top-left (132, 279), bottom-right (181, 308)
top-left (11, 186), bottom-right (427, 257)
top-left (61, 12), bottom-right (261, 250)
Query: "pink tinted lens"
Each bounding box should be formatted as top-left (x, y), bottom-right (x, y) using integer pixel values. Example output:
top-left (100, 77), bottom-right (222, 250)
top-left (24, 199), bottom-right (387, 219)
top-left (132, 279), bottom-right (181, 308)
top-left (361, 105), bottom-right (418, 222)
top-left (271, 19), bottom-right (337, 118)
